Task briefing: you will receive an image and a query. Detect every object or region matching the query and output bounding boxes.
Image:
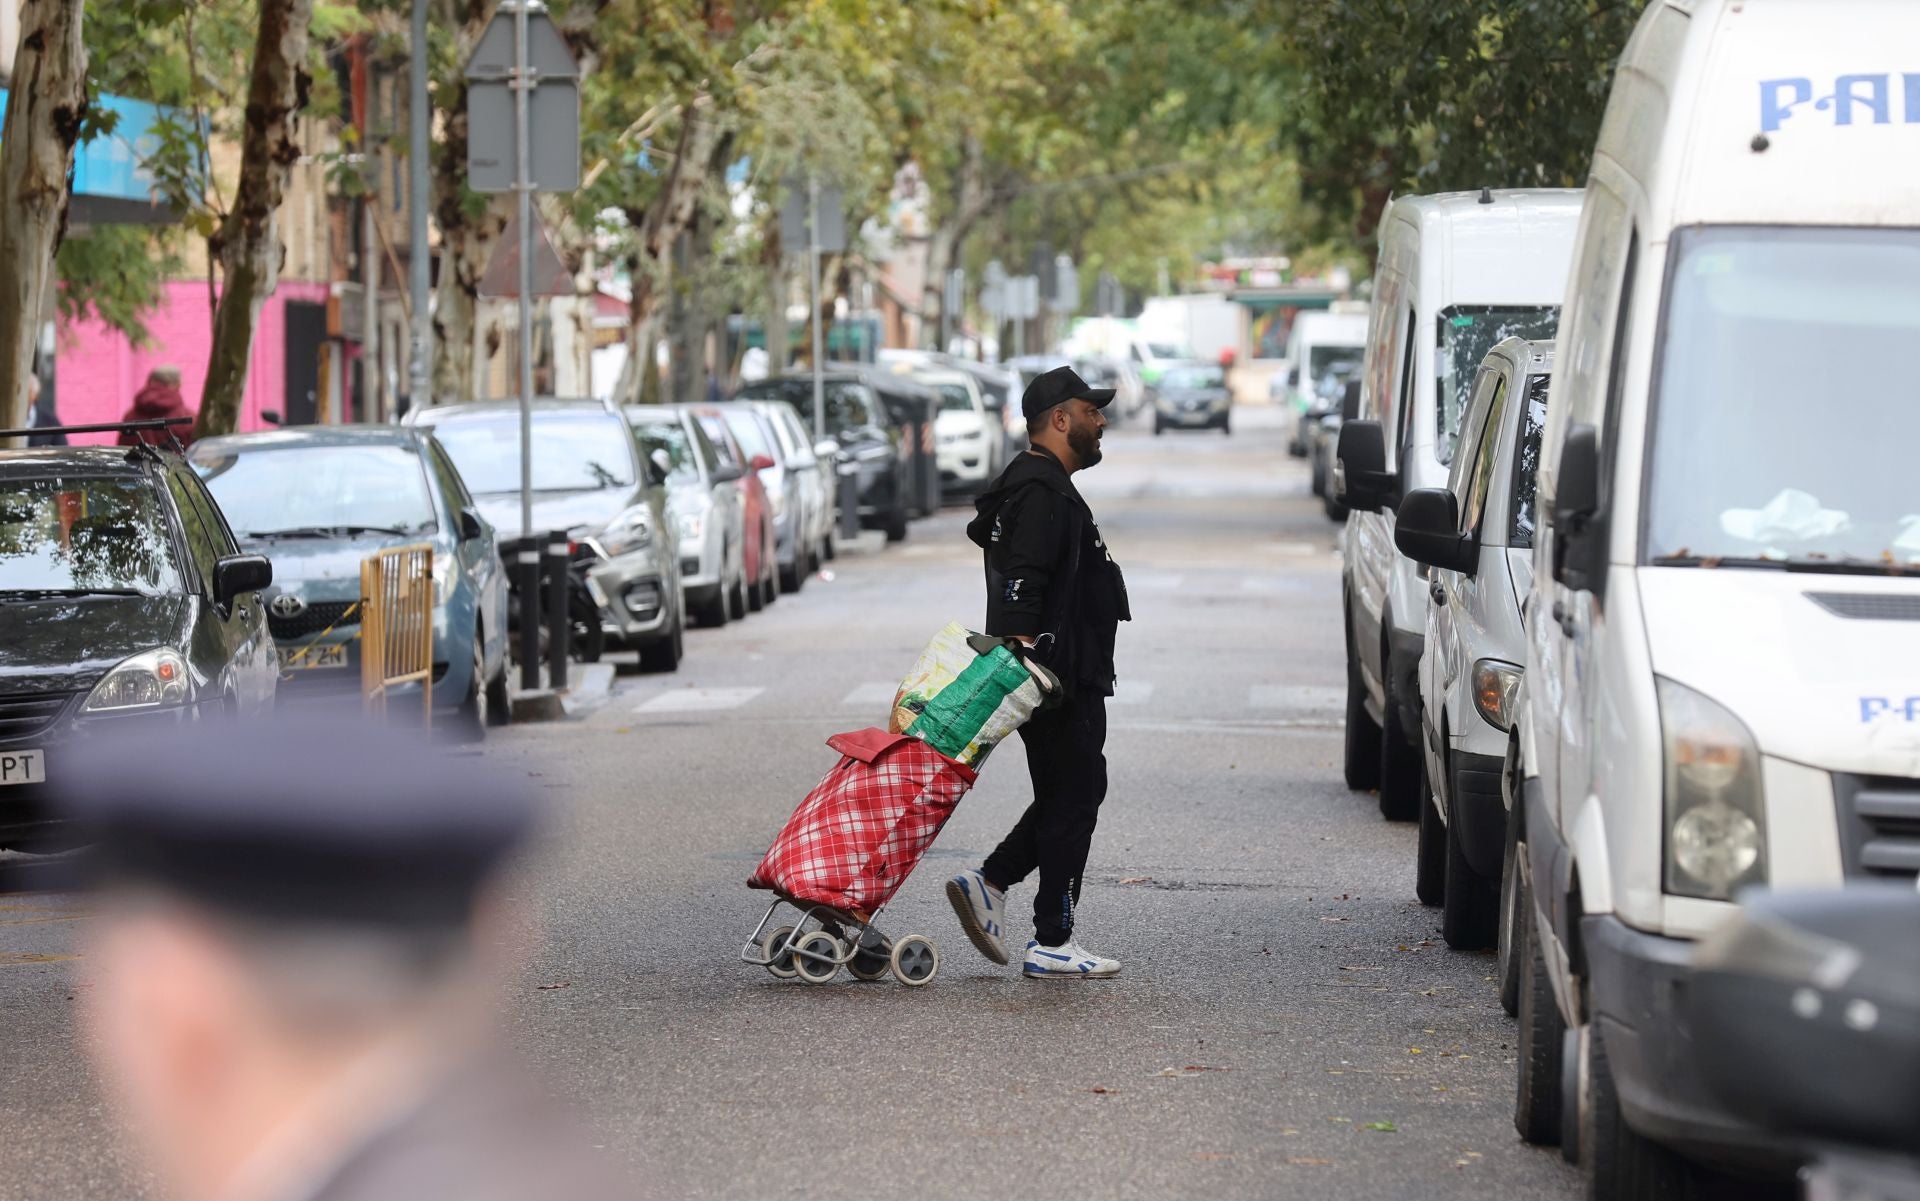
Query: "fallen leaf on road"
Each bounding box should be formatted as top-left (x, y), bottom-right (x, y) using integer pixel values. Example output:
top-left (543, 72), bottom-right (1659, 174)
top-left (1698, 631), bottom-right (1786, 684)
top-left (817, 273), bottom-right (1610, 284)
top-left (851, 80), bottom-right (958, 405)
top-left (1287, 1157), bottom-right (1333, 1166)
top-left (536, 981), bottom-right (572, 991)
top-left (1316, 916), bottom-right (1350, 923)
top-left (1088, 1086), bottom-right (1117, 1095)
top-left (1280, 1128), bottom-right (1300, 1136)
top-left (1408, 1047), bottom-right (1424, 1054)
top-left (1183, 1065), bottom-right (1231, 1073)
top-left (1118, 876), bottom-right (1156, 885)
top-left (1363, 1121), bottom-right (1398, 1133)
top-left (1338, 964), bottom-right (1381, 972)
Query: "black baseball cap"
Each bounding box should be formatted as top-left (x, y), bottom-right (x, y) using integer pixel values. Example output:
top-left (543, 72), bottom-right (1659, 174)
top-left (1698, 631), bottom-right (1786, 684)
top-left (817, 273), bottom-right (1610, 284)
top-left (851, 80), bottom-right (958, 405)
top-left (1021, 366), bottom-right (1115, 421)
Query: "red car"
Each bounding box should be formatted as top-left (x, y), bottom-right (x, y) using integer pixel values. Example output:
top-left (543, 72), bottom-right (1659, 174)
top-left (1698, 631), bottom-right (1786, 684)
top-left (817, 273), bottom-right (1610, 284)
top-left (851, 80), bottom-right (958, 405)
top-left (690, 407), bottom-right (779, 614)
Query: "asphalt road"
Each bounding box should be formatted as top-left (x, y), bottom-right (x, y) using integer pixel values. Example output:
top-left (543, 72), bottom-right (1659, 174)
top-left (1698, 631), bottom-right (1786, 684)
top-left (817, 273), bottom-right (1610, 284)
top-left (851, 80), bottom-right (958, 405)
top-left (0, 404), bottom-right (1580, 1200)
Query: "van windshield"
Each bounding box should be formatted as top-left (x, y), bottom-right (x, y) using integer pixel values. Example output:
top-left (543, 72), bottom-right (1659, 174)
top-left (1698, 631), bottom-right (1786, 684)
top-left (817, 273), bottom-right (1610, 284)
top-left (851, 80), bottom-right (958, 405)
top-left (1436, 306), bottom-right (1560, 464)
top-left (1646, 226), bottom-right (1920, 572)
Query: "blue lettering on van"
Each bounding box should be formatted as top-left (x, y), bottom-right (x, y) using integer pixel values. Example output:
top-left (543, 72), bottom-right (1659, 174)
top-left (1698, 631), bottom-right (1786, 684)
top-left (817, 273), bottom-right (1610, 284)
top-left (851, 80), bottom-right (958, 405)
top-left (1762, 73), bottom-right (1920, 132)
top-left (1859, 697), bottom-right (1920, 723)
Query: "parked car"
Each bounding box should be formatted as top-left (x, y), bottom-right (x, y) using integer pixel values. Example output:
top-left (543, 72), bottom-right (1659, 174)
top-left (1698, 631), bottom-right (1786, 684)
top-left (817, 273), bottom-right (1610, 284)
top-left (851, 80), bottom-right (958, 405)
top-left (408, 400), bottom-right (685, 673)
top-left (1283, 309), bottom-right (1369, 456)
top-left (0, 434), bottom-right (275, 849)
top-left (723, 400), bottom-right (831, 591)
top-left (1503, 4), bottom-right (1920, 1196)
top-left (915, 367), bottom-right (999, 496)
top-left (684, 405), bottom-right (779, 613)
top-left (1389, 338), bottom-right (1552, 951)
top-left (1077, 355), bottom-right (1146, 421)
top-left (1334, 188), bottom-right (1579, 823)
top-left (735, 374), bottom-right (913, 543)
top-left (1308, 370), bottom-right (1355, 500)
top-left (624, 405), bottom-right (747, 630)
top-left (943, 358), bottom-right (1023, 458)
top-left (1152, 362), bottom-right (1233, 435)
top-left (190, 427), bottom-right (512, 736)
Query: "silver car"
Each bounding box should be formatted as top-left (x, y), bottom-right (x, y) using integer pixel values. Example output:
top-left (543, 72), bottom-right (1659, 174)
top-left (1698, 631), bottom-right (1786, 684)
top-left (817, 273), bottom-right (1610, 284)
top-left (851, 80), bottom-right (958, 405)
top-left (717, 400), bottom-right (830, 592)
top-left (625, 406), bottom-right (748, 629)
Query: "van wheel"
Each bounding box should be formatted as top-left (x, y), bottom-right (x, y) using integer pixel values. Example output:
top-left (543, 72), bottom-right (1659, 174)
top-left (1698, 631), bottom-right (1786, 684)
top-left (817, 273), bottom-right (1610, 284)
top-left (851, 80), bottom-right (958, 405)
top-left (1442, 787), bottom-right (1499, 949)
top-left (1415, 779), bottom-right (1445, 906)
top-left (1377, 665), bottom-right (1423, 821)
top-left (780, 558), bottom-right (805, 594)
top-left (1496, 802), bottom-right (1524, 1016)
top-left (1513, 872), bottom-right (1565, 1145)
top-left (885, 502), bottom-right (909, 543)
top-left (1582, 1018), bottom-right (1705, 1201)
top-left (1342, 618), bottom-right (1382, 790)
top-left (693, 587), bottom-right (728, 628)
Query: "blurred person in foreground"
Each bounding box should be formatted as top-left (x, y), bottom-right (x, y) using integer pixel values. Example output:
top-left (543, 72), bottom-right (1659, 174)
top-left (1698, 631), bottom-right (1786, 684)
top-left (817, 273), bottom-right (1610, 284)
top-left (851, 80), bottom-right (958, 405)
top-left (118, 365), bottom-right (196, 448)
top-left (62, 718), bottom-right (629, 1201)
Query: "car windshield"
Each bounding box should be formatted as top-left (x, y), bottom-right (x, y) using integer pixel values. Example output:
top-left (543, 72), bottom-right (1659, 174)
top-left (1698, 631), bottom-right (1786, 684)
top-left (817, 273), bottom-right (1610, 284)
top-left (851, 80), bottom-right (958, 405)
top-left (1510, 373), bottom-right (1551, 549)
top-left (1163, 365), bottom-right (1225, 390)
top-left (192, 443), bottom-right (437, 538)
top-left (0, 475), bottom-right (182, 595)
top-left (428, 412), bottom-right (635, 493)
top-left (735, 379), bottom-right (877, 434)
top-left (723, 410), bottom-right (775, 462)
top-left (629, 420), bottom-right (702, 487)
top-left (1308, 345), bottom-right (1364, 384)
top-left (1646, 226), bottom-right (1920, 570)
top-left (932, 383), bottom-right (974, 414)
top-left (1436, 306), bottom-right (1560, 464)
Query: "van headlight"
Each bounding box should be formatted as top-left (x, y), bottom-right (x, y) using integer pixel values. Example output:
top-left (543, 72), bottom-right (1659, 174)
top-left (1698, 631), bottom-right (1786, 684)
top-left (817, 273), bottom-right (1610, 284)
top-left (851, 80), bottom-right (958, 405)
top-left (1470, 660), bottom-right (1523, 731)
top-left (84, 648), bottom-right (191, 712)
top-left (675, 508), bottom-right (704, 541)
top-left (597, 507), bottom-right (653, 557)
top-left (1659, 677), bottom-right (1767, 900)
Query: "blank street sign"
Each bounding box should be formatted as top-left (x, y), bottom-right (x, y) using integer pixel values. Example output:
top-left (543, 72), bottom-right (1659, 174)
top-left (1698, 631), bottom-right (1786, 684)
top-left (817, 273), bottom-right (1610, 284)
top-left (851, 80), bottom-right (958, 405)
top-left (467, 80), bottom-right (580, 193)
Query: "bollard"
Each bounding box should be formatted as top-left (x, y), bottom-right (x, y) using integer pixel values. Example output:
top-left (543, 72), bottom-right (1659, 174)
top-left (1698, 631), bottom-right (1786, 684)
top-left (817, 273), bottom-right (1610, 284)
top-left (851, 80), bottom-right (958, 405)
top-left (514, 537), bottom-right (542, 692)
top-left (837, 467), bottom-right (861, 541)
top-left (544, 531), bottom-right (570, 692)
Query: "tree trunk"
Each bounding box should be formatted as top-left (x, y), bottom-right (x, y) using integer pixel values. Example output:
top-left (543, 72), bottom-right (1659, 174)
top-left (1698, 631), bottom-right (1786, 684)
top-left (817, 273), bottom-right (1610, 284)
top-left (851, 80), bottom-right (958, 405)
top-left (0, 0), bottom-right (85, 441)
top-left (920, 132), bottom-right (992, 352)
top-left (430, 1), bottom-right (507, 402)
top-left (194, 0), bottom-right (315, 439)
top-left (762, 213), bottom-right (789, 375)
top-left (610, 100), bottom-right (716, 405)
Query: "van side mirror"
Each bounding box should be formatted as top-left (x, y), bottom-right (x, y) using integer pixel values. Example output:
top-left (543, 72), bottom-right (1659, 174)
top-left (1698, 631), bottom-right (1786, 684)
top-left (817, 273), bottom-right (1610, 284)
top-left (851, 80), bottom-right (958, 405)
top-left (649, 448), bottom-right (674, 484)
top-left (813, 438), bottom-right (840, 460)
top-left (1334, 419), bottom-right (1396, 513)
top-left (1552, 423), bottom-right (1606, 593)
top-left (458, 507), bottom-right (485, 542)
top-left (1394, 488), bottom-right (1477, 574)
top-left (259, 409), bottom-right (283, 427)
top-left (1340, 378), bottom-right (1363, 423)
top-left (214, 554), bottom-right (273, 607)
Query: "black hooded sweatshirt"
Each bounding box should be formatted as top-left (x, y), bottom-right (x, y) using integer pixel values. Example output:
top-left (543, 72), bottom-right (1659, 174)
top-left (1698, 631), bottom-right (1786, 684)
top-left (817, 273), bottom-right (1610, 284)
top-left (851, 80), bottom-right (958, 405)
top-left (966, 447), bottom-right (1130, 697)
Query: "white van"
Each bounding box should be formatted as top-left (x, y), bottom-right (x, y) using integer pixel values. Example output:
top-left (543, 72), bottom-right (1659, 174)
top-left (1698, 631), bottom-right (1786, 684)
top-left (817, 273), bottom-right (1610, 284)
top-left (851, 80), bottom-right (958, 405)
top-left (1282, 309), bottom-right (1369, 456)
top-left (1509, 3), bottom-right (1920, 1195)
top-left (1335, 189), bottom-right (1580, 822)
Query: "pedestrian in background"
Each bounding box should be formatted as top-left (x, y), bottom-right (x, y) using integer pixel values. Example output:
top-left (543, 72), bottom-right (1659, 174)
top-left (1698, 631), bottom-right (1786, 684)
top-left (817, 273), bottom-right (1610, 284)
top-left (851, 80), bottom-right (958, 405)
top-left (947, 365), bottom-right (1131, 979)
top-left (62, 719), bottom-right (631, 1201)
top-left (24, 373), bottom-right (67, 447)
top-left (118, 365), bottom-right (196, 447)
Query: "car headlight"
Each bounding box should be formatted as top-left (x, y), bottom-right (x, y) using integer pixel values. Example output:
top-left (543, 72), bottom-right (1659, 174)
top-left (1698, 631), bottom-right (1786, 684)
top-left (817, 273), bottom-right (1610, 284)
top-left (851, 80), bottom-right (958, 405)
top-left (1470, 660), bottom-right (1523, 732)
top-left (676, 508), bottom-right (704, 541)
top-left (84, 648), bottom-right (190, 713)
top-left (1659, 677), bottom-right (1767, 900)
top-left (432, 554), bottom-right (455, 606)
top-left (597, 507), bottom-right (654, 557)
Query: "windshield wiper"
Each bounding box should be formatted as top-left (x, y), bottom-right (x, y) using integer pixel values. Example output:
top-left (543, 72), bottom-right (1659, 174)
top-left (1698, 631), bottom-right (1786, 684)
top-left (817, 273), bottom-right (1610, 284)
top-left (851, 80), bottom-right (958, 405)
top-left (0, 587), bottom-right (144, 599)
top-left (1650, 553), bottom-right (1920, 577)
top-left (1651, 554), bottom-right (1789, 570)
top-left (247, 524), bottom-right (420, 539)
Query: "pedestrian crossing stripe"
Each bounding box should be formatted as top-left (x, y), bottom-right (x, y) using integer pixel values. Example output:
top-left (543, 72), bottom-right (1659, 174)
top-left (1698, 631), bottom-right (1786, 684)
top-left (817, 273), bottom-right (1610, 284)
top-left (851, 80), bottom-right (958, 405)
top-left (1111, 680), bottom-right (1155, 705)
top-left (840, 682), bottom-right (899, 707)
top-left (1247, 684), bottom-right (1343, 711)
top-left (633, 687), bottom-right (766, 714)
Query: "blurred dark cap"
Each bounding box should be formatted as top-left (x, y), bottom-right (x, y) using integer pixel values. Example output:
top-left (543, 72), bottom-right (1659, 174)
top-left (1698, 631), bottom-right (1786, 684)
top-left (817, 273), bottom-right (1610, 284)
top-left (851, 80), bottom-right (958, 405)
top-left (52, 717), bottom-right (537, 930)
top-left (1020, 366), bottom-right (1115, 421)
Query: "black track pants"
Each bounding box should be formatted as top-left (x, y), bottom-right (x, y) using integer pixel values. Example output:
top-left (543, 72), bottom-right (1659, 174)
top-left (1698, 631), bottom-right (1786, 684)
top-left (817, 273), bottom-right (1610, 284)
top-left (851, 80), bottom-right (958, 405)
top-left (981, 694), bottom-right (1109, 947)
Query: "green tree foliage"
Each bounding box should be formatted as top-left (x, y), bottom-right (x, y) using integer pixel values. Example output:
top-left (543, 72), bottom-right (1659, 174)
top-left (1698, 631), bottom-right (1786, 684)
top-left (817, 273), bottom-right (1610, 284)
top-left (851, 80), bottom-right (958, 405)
top-left (1284, 0), bottom-right (1648, 248)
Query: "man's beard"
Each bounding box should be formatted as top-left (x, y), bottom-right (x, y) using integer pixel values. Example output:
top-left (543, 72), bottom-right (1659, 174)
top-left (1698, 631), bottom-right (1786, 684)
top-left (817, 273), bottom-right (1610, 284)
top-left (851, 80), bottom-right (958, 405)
top-left (1069, 423), bottom-right (1103, 468)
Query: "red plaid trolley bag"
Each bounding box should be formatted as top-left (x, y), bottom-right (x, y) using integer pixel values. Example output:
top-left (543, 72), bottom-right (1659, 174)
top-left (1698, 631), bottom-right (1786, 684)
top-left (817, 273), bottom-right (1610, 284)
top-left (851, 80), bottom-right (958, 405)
top-left (741, 728), bottom-right (975, 986)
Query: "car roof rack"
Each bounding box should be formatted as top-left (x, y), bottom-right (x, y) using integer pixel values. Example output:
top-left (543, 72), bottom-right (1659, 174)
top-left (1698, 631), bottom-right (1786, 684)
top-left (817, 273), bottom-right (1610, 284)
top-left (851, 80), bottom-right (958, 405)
top-left (0, 416), bottom-right (194, 455)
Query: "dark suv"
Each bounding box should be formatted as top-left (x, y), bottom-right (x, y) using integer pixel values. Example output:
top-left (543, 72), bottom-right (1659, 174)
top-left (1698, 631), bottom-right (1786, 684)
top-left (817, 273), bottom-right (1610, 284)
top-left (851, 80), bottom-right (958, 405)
top-left (0, 428), bottom-right (277, 850)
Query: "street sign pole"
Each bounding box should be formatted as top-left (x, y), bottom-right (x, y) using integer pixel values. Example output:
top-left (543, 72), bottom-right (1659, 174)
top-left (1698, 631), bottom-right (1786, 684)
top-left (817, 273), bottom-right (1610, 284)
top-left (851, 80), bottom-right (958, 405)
top-left (808, 174), bottom-right (824, 443)
top-left (513, 0), bottom-right (539, 689)
top-left (407, 0), bottom-right (431, 415)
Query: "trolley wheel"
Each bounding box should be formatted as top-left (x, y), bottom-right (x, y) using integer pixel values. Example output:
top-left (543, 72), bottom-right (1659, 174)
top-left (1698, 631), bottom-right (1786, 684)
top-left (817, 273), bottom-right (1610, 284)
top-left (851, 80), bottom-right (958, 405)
top-left (890, 935), bottom-right (939, 986)
top-left (760, 925), bottom-right (799, 979)
top-left (793, 931), bottom-right (844, 984)
top-left (846, 929), bottom-right (892, 982)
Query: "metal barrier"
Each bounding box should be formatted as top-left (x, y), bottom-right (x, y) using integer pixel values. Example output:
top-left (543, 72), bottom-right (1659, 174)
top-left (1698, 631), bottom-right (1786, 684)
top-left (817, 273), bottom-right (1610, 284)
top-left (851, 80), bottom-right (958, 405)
top-left (360, 543), bottom-right (435, 726)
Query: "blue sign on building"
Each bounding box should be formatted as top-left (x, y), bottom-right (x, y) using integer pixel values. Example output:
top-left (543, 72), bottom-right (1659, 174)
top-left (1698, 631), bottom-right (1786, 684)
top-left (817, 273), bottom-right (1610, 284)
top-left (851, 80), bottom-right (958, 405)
top-left (0, 89), bottom-right (178, 224)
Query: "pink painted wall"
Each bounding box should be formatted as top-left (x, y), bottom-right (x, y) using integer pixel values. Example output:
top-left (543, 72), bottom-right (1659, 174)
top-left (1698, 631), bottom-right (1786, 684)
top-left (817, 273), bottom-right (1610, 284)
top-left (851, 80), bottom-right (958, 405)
top-left (55, 280), bottom-right (334, 444)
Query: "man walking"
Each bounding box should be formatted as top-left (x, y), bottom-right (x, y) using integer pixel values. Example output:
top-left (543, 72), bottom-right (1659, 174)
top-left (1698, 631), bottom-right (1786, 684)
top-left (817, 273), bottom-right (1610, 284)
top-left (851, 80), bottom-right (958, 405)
top-left (947, 366), bottom-right (1130, 978)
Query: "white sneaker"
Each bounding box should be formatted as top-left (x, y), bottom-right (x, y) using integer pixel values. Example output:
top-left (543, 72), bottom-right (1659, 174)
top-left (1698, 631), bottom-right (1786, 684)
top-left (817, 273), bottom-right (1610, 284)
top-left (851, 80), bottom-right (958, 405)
top-left (945, 869), bottom-right (1009, 965)
top-left (1022, 939), bottom-right (1121, 979)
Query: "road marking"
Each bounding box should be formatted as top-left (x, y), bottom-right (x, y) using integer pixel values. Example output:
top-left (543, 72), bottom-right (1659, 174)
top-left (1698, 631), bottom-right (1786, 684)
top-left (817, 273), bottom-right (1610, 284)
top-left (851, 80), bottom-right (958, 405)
top-left (1128, 574), bottom-right (1185, 591)
top-left (1248, 685), bottom-right (1345, 712)
top-left (1239, 576), bottom-right (1312, 594)
top-left (841, 682), bottom-right (899, 708)
top-left (633, 687), bottom-right (765, 714)
top-left (1112, 680), bottom-right (1156, 705)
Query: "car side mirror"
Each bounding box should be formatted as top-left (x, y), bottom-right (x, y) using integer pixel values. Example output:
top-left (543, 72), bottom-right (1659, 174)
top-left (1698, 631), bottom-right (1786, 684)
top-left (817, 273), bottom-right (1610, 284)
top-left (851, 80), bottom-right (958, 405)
top-left (712, 462), bottom-right (743, 483)
top-left (1394, 488), bottom-right (1477, 574)
top-left (813, 438), bottom-right (840, 460)
top-left (458, 507), bottom-right (485, 541)
top-left (259, 409), bottom-right (282, 427)
top-left (1287, 365), bottom-right (1300, 387)
top-left (749, 453), bottom-right (776, 472)
top-left (1552, 423), bottom-right (1605, 593)
top-left (1334, 419), bottom-right (1396, 513)
top-left (214, 554), bottom-right (272, 607)
top-left (649, 448), bottom-right (673, 484)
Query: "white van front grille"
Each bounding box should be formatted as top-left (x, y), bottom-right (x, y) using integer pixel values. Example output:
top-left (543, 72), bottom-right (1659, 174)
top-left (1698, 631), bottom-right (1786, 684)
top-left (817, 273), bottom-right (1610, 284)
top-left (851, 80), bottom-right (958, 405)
top-left (1834, 774), bottom-right (1920, 880)
top-left (1806, 593), bottom-right (1920, 622)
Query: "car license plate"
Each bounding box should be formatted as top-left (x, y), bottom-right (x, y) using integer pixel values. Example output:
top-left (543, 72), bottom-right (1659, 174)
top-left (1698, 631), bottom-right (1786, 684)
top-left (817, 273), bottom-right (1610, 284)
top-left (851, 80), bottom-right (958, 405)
top-left (0, 749), bottom-right (45, 787)
top-left (278, 644), bottom-right (349, 671)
